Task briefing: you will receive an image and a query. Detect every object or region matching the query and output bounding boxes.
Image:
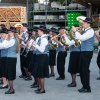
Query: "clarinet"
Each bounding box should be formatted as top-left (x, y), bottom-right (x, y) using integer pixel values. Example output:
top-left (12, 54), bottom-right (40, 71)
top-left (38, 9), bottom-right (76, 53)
top-left (24, 36), bottom-right (35, 57)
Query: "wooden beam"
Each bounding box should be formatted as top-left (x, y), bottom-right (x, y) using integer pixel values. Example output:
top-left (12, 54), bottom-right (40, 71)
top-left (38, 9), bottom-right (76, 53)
top-left (73, 0), bottom-right (90, 8)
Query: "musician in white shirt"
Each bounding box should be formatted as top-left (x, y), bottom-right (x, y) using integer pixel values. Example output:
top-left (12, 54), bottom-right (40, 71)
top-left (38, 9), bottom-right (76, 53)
top-left (32, 26), bottom-right (49, 94)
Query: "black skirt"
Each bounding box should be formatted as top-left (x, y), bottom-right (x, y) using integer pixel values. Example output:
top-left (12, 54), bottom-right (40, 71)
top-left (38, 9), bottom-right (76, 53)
top-left (68, 52), bottom-right (81, 74)
top-left (33, 54), bottom-right (49, 78)
top-left (6, 57), bottom-right (17, 80)
top-left (49, 49), bottom-right (56, 66)
top-left (0, 57), bottom-right (7, 77)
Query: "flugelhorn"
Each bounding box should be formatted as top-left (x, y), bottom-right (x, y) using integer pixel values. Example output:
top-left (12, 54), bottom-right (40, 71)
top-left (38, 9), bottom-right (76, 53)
top-left (68, 16), bottom-right (86, 46)
top-left (69, 28), bottom-right (81, 47)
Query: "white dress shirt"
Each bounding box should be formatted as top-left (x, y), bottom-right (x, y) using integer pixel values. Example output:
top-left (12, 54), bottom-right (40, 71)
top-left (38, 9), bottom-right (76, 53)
top-left (0, 38), bottom-right (15, 49)
top-left (75, 27), bottom-right (94, 41)
top-left (33, 34), bottom-right (48, 53)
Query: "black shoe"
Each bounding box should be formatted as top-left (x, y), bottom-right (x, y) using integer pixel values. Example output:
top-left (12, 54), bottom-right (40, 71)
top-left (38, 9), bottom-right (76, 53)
top-left (78, 88), bottom-right (91, 93)
top-left (30, 84), bottom-right (38, 88)
top-left (34, 88), bottom-right (41, 92)
top-left (67, 83), bottom-right (76, 87)
top-left (5, 89), bottom-right (15, 94)
top-left (56, 77), bottom-right (65, 80)
top-left (24, 77), bottom-right (32, 81)
top-left (35, 90), bottom-right (45, 94)
top-left (0, 85), bottom-right (8, 89)
top-left (49, 74), bottom-right (55, 77)
top-left (30, 83), bottom-right (37, 86)
top-left (96, 77), bottom-right (100, 80)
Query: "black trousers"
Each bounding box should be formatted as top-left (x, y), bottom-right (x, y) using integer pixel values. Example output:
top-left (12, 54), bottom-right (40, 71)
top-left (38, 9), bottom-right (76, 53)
top-left (79, 51), bottom-right (93, 90)
top-left (49, 49), bottom-right (56, 66)
top-left (97, 50), bottom-right (100, 69)
top-left (20, 48), bottom-right (27, 76)
top-left (57, 51), bottom-right (67, 79)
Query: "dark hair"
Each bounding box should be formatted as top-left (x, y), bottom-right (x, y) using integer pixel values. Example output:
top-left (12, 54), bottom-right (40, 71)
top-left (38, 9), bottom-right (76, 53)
top-left (22, 23), bottom-right (28, 27)
top-left (32, 26), bottom-right (38, 32)
top-left (38, 26), bottom-right (46, 33)
top-left (8, 27), bottom-right (17, 33)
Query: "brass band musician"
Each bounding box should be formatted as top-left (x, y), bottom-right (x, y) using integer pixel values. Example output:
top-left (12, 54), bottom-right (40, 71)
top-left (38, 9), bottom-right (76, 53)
top-left (95, 26), bottom-right (100, 80)
top-left (48, 28), bottom-right (58, 77)
top-left (52, 27), bottom-right (67, 80)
